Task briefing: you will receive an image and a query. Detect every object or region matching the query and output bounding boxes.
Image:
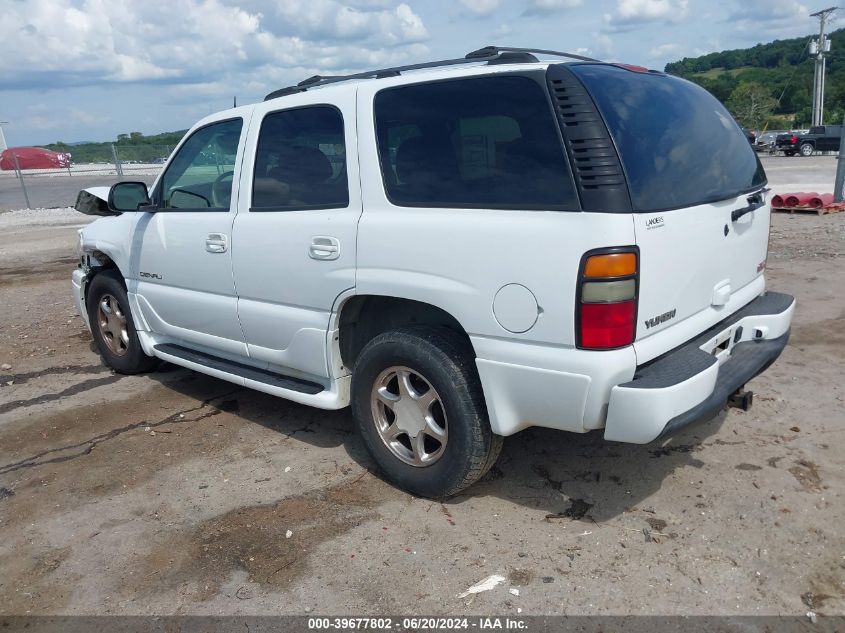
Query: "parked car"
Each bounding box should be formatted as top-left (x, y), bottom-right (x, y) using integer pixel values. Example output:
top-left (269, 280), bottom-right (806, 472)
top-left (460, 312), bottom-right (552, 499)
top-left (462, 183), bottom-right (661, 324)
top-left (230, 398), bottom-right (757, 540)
top-left (776, 125), bottom-right (842, 156)
top-left (72, 47), bottom-right (795, 497)
top-left (754, 130), bottom-right (787, 153)
top-left (742, 128), bottom-right (756, 145)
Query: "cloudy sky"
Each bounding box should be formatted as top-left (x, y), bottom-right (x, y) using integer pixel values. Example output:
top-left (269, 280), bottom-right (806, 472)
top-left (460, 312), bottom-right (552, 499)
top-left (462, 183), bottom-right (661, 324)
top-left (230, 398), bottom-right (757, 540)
top-left (0, 0), bottom-right (833, 146)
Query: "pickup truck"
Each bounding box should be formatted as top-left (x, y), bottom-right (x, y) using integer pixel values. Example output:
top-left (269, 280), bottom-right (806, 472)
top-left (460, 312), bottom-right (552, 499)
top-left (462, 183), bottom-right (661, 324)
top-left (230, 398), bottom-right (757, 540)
top-left (72, 47), bottom-right (795, 498)
top-left (776, 125), bottom-right (842, 156)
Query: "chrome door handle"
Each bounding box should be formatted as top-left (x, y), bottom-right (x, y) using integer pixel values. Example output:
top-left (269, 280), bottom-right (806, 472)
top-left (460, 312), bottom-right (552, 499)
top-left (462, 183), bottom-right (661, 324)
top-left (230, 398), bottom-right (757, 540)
top-left (309, 236), bottom-right (340, 260)
top-left (206, 233), bottom-right (228, 253)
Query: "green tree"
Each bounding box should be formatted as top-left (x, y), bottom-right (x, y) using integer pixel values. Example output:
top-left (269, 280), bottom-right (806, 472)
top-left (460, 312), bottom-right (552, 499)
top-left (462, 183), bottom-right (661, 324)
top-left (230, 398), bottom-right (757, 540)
top-left (727, 82), bottom-right (778, 130)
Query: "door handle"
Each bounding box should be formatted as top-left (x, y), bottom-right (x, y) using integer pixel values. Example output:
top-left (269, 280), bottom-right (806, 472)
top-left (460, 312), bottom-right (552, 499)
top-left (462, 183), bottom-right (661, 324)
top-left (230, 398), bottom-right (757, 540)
top-left (206, 233), bottom-right (228, 253)
top-left (309, 236), bottom-right (340, 260)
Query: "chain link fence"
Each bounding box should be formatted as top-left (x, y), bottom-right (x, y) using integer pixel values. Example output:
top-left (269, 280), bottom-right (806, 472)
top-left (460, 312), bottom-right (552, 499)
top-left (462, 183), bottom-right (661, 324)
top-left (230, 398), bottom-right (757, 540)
top-left (0, 145), bottom-right (172, 211)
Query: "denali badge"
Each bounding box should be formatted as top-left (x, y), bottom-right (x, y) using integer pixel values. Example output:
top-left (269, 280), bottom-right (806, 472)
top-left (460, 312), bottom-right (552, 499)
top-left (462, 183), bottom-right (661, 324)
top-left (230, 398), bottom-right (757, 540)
top-left (644, 309), bottom-right (676, 329)
top-left (140, 271), bottom-right (162, 280)
top-left (646, 216), bottom-right (665, 230)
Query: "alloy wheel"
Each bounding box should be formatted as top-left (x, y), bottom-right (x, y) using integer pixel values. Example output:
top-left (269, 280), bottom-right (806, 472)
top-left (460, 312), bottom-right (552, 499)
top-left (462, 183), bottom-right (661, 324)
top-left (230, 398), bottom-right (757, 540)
top-left (371, 366), bottom-right (448, 467)
top-left (96, 294), bottom-right (129, 356)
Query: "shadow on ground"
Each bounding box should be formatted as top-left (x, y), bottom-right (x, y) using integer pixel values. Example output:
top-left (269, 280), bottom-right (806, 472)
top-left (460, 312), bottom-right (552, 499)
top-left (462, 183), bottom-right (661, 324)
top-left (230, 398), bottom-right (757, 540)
top-left (146, 362), bottom-right (726, 523)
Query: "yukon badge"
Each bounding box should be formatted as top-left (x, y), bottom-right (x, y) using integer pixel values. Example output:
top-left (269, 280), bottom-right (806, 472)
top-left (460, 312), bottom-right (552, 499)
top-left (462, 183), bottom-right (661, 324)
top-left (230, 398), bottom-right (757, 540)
top-left (645, 216), bottom-right (665, 230)
top-left (644, 309), bottom-right (676, 329)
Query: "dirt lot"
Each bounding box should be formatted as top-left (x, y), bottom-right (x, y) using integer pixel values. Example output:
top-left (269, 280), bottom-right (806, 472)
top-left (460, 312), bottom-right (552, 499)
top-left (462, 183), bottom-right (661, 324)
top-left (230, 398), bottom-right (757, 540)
top-left (0, 155), bottom-right (843, 617)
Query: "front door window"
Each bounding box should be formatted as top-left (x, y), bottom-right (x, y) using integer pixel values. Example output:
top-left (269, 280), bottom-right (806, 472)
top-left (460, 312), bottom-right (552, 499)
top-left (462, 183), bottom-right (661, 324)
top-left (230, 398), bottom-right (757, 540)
top-left (159, 118), bottom-right (243, 210)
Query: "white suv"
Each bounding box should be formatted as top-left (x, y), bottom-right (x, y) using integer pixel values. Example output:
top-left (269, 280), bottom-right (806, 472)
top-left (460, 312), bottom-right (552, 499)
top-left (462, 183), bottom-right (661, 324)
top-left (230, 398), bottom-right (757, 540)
top-left (72, 47), bottom-right (795, 497)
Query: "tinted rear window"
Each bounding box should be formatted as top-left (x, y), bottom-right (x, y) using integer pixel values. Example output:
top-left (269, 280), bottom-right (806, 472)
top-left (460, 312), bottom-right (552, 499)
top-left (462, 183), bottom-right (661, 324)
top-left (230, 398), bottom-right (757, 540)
top-left (570, 64), bottom-right (766, 212)
top-left (374, 75), bottom-right (578, 210)
top-left (252, 106), bottom-right (348, 211)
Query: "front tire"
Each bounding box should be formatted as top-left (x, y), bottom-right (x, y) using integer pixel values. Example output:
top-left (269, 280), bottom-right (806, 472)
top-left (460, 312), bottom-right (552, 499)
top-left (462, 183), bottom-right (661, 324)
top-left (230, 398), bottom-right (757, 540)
top-left (351, 326), bottom-right (502, 498)
top-left (800, 143), bottom-right (815, 157)
top-left (86, 270), bottom-right (158, 374)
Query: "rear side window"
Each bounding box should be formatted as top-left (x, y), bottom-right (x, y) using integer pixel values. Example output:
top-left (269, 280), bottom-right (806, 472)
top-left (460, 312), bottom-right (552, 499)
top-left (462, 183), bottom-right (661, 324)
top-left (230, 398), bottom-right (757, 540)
top-left (252, 106), bottom-right (348, 211)
top-left (570, 64), bottom-right (766, 212)
top-left (374, 75), bottom-right (578, 210)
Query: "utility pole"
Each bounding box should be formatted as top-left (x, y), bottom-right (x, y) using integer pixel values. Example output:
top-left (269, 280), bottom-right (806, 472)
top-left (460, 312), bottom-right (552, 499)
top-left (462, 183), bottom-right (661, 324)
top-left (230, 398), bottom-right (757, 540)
top-left (810, 7), bottom-right (838, 127)
top-left (0, 121), bottom-right (8, 152)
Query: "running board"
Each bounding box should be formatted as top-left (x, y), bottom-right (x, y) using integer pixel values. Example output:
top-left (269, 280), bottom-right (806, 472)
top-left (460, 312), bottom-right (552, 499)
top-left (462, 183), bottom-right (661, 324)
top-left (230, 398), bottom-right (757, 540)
top-left (153, 343), bottom-right (324, 395)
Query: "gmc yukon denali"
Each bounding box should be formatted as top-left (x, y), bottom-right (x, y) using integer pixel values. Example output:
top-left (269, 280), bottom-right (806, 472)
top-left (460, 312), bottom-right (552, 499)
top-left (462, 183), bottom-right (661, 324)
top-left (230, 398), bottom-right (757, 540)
top-left (72, 47), bottom-right (795, 497)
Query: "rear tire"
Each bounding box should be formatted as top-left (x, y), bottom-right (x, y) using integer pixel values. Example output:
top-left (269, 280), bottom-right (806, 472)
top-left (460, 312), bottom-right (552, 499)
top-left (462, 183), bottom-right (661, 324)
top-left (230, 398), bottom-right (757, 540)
top-left (86, 270), bottom-right (158, 375)
top-left (800, 143), bottom-right (815, 157)
top-left (351, 326), bottom-right (502, 498)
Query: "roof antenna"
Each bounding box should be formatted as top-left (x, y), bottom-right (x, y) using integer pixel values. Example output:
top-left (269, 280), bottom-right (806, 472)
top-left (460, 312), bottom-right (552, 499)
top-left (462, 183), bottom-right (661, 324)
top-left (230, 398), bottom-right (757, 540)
top-left (233, 96), bottom-right (237, 108)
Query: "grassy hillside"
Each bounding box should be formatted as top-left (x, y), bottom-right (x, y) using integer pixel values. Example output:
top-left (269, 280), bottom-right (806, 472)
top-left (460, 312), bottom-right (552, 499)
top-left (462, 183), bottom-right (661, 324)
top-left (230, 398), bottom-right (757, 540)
top-left (665, 29), bottom-right (845, 129)
top-left (44, 130), bottom-right (187, 163)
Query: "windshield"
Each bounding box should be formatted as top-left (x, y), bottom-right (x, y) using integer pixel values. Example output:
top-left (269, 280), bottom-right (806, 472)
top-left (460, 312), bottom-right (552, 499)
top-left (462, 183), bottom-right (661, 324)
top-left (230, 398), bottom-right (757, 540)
top-left (570, 64), bottom-right (766, 213)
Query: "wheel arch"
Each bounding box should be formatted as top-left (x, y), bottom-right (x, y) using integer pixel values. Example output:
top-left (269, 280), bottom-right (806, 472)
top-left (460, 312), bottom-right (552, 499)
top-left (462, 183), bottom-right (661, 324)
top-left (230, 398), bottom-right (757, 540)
top-left (336, 295), bottom-right (475, 370)
top-left (82, 250), bottom-right (125, 304)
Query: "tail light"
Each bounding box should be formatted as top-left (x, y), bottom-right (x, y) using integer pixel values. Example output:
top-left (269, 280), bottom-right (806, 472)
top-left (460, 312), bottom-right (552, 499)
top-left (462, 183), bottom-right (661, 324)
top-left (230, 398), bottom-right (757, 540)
top-left (791, 135), bottom-right (798, 144)
top-left (577, 248), bottom-right (639, 350)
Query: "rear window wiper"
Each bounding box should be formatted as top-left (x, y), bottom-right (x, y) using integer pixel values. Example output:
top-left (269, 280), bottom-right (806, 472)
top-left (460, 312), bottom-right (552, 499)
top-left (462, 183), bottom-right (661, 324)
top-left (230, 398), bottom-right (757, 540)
top-left (732, 189), bottom-right (770, 222)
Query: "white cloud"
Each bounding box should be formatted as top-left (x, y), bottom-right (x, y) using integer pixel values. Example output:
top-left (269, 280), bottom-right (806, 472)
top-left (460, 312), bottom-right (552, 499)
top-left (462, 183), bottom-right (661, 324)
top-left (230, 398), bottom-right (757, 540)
top-left (0, 0), bottom-right (429, 90)
top-left (460, 0), bottom-right (501, 17)
top-left (17, 103), bottom-right (108, 131)
top-left (592, 34), bottom-right (614, 59)
top-left (523, 0), bottom-right (583, 16)
top-left (346, 0), bottom-right (396, 6)
top-left (604, 0), bottom-right (689, 30)
top-left (264, 0), bottom-right (428, 43)
top-left (729, 0), bottom-right (808, 22)
top-left (491, 23), bottom-right (513, 38)
top-left (726, 0), bottom-right (816, 37)
top-left (647, 42), bottom-right (681, 59)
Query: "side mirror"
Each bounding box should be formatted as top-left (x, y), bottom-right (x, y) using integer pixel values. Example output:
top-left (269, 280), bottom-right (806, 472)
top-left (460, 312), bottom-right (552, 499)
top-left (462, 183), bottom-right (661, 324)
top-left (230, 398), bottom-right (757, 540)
top-left (108, 182), bottom-right (151, 213)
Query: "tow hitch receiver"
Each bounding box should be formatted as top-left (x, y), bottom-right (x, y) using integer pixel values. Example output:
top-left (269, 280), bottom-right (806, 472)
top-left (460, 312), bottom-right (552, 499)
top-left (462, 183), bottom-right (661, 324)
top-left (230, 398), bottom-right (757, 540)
top-left (728, 389), bottom-right (753, 411)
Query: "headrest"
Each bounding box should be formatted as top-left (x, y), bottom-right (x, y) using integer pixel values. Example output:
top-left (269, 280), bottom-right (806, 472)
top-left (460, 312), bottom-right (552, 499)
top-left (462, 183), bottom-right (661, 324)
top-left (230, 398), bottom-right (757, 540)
top-left (395, 136), bottom-right (455, 185)
top-left (272, 145), bottom-right (333, 184)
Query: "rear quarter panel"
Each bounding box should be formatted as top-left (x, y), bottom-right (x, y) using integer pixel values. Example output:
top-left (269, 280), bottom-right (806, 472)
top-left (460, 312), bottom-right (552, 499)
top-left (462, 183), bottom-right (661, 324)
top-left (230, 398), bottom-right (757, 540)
top-left (355, 75), bottom-right (636, 348)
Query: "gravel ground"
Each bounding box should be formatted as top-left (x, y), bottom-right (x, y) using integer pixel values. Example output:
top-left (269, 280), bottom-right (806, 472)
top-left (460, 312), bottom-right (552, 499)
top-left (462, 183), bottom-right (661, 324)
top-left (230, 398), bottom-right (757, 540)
top-left (0, 156), bottom-right (842, 618)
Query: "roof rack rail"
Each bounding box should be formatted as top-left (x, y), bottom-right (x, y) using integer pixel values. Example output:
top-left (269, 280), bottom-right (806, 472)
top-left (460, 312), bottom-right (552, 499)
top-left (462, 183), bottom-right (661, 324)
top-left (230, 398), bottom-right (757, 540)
top-left (465, 46), bottom-right (599, 63)
top-left (263, 46), bottom-right (600, 101)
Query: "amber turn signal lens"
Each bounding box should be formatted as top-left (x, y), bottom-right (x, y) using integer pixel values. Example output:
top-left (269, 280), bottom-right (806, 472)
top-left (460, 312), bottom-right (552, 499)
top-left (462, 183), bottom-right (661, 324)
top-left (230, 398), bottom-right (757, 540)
top-left (584, 253), bottom-right (637, 278)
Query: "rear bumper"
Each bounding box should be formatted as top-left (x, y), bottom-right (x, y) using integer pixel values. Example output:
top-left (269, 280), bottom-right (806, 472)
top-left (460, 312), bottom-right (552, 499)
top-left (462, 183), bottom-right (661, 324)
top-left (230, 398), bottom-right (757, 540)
top-left (604, 292), bottom-right (795, 443)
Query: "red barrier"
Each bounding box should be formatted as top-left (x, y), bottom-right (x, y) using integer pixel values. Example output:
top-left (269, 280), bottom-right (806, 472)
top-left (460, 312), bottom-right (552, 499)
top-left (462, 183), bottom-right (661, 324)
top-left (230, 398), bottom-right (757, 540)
top-left (784, 192), bottom-right (819, 207)
top-left (810, 193), bottom-right (834, 209)
top-left (771, 194), bottom-right (785, 208)
top-left (0, 147), bottom-right (72, 170)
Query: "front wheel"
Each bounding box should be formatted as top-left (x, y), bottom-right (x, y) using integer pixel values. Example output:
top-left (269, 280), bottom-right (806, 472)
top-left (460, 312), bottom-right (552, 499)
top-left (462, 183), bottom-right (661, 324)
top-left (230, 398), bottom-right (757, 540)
top-left (86, 270), bottom-right (158, 374)
top-left (800, 143), bottom-right (815, 157)
top-left (351, 327), bottom-right (502, 498)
